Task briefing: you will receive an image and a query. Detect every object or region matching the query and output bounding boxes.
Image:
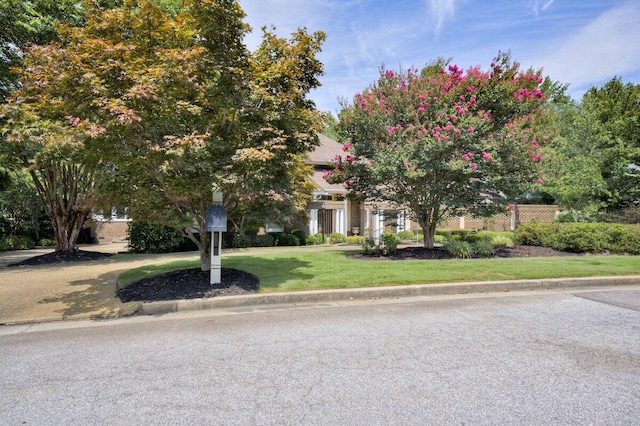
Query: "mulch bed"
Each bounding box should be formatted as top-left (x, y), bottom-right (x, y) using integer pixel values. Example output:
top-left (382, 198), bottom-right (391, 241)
top-left (8, 249), bottom-right (113, 266)
top-left (351, 244), bottom-right (580, 260)
top-left (117, 268), bottom-right (259, 303)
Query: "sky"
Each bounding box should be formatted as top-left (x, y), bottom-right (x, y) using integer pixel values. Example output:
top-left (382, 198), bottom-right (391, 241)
top-left (238, 0), bottom-right (640, 115)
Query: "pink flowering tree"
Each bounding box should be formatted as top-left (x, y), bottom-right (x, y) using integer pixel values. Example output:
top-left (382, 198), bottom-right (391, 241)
top-left (328, 53), bottom-right (551, 248)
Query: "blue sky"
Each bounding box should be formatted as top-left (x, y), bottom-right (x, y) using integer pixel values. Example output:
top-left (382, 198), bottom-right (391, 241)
top-left (239, 0), bottom-right (640, 114)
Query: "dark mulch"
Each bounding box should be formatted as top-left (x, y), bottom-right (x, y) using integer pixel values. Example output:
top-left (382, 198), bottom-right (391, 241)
top-left (9, 249), bottom-right (113, 266)
top-left (117, 268), bottom-right (260, 303)
top-left (350, 244), bottom-right (580, 260)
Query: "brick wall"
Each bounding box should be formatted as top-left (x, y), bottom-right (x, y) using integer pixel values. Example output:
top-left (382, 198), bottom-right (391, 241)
top-left (91, 220), bottom-right (129, 243)
top-left (442, 205), bottom-right (558, 231)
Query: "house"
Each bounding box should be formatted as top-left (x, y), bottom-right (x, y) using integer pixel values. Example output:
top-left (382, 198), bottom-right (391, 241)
top-left (306, 134), bottom-right (412, 239)
top-left (305, 134), bottom-right (559, 237)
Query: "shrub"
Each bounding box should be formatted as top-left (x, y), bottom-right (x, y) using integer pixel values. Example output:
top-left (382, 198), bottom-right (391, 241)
top-left (515, 222), bottom-right (640, 254)
top-left (329, 232), bottom-right (347, 244)
top-left (290, 229), bottom-right (307, 246)
top-left (126, 222), bottom-right (184, 253)
top-left (252, 234), bottom-right (275, 247)
top-left (397, 230), bottom-right (416, 241)
top-left (433, 234), bottom-right (448, 244)
top-left (360, 235), bottom-right (376, 254)
top-left (38, 238), bottom-right (56, 247)
top-left (555, 209), bottom-right (602, 223)
top-left (514, 220), bottom-right (550, 246)
top-left (232, 234), bottom-right (251, 248)
top-left (278, 233), bottom-right (300, 246)
top-left (0, 235), bottom-right (35, 251)
top-left (305, 233), bottom-right (324, 245)
top-left (491, 235), bottom-right (514, 248)
top-left (436, 229), bottom-right (454, 240)
top-left (444, 240), bottom-right (473, 258)
top-left (471, 240), bottom-right (495, 257)
top-left (346, 235), bottom-right (364, 245)
top-left (380, 232), bottom-right (400, 255)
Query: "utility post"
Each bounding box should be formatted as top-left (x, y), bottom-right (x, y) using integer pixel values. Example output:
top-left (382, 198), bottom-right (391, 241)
top-left (205, 192), bottom-right (227, 285)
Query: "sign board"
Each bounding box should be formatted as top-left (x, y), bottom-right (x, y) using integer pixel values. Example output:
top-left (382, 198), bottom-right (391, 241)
top-left (205, 204), bottom-right (227, 232)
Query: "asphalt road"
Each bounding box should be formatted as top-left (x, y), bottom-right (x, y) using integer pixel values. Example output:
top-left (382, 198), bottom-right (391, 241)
top-left (1, 289), bottom-right (639, 425)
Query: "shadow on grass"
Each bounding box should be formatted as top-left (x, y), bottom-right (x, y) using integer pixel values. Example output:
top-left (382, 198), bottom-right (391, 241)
top-left (223, 255), bottom-right (314, 292)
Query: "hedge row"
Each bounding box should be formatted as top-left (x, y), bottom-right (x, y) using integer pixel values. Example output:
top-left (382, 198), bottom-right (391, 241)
top-left (514, 222), bottom-right (640, 254)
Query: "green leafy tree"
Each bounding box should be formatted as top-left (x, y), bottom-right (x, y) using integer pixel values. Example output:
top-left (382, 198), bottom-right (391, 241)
top-left (329, 53), bottom-right (552, 247)
top-left (3, 0), bottom-right (324, 266)
top-left (0, 0), bottom-right (84, 101)
top-left (581, 77), bottom-right (640, 208)
top-left (542, 104), bottom-right (609, 214)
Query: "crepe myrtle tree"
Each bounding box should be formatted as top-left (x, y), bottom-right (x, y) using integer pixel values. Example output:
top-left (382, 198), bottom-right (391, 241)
top-left (328, 53), bottom-right (552, 248)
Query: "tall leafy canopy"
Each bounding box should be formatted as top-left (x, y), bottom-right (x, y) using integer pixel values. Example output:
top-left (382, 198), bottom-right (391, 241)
top-left (2, 0), bottom-right (325, 263)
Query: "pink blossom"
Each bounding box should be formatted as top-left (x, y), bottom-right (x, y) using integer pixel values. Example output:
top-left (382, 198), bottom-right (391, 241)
top-left (536, 178), bottom-right (544, 184)
top-left (462, 152), bottom-right (473, 162)
top-left (507, 204), bottom-right (516, 211)
top-left (342, 143), bottom-right (351, 152)
top-left (469, 162), bottom-right (478, 170)
top-left (482, 151), bottom-right (491, 160)
top-left (467, 127), bottom-right (474, 133)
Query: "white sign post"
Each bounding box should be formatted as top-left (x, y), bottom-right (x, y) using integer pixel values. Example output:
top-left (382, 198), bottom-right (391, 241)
top-left (210, 230), bottom-right (222, 285)
top-left (205, 192), bottom-right (227, 285)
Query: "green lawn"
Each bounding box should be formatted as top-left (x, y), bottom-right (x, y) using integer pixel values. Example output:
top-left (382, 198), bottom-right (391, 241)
top-left (116, 249), bottom-right (640, 292)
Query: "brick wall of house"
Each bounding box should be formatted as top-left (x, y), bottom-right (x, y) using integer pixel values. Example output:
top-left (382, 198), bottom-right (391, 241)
top-left (91, 220), bottom-right (129, 243)
top-left (441, 205), bottom-right (558, 231)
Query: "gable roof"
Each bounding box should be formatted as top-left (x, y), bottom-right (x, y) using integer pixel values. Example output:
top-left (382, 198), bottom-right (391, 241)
top-left (309, 133), bottom-right (344, 166)
top-left (308, 133), bottom-right (347, 193)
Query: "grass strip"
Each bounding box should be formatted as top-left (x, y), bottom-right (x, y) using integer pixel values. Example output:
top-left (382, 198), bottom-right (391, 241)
top-left (116, 250), bottom-right (640, 292)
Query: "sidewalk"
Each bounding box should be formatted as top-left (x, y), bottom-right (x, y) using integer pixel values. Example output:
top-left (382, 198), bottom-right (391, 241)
top-left (1, 243), bottom-right (639, 326)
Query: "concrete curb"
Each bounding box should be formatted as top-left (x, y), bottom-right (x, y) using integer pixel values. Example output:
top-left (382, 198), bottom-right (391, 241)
top-left (140, 275), bottom-right (640, 316)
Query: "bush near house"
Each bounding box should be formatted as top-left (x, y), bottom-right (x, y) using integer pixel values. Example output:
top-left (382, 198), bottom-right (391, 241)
top-left (290, 229), bottom-right (307, 246)
top-left (276, 233), bottom-right (300, 246)
top-left (329, 232), bottom-right (347, 244)
top-left (253, 234), bottom-right (275, 247)
top-left (514, 221), bottom-right (640, 254)
top-left (127, 222), bottom-right (193, 253)
top-left (0, 235), bottom-right (35, 251)
top-left (232, 234), bottom-right (251, 248)
top-left (305, 233), bottom-right (325, 245)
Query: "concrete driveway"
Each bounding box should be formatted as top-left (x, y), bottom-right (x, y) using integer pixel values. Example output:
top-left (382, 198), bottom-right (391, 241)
top-left (0, 243), bottom-right (198, 324)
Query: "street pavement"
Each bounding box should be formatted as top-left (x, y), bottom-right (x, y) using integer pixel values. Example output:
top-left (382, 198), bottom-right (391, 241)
top-left (1, 289), bottom-right (639, 424)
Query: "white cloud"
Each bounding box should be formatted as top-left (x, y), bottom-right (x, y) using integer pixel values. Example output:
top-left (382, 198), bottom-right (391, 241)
top-left (537, 0), bottom-right (640, 97)
top-left (529, 0), bottom-right (555, 16)
top-left (427, 0), bottom-right (457, 35)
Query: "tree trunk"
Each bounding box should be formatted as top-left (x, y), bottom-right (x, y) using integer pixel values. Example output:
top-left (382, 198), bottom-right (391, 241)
top-left (421, 223), bottom-right (436, 248)
top-left (29, 162), bottom-right (93, 253)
